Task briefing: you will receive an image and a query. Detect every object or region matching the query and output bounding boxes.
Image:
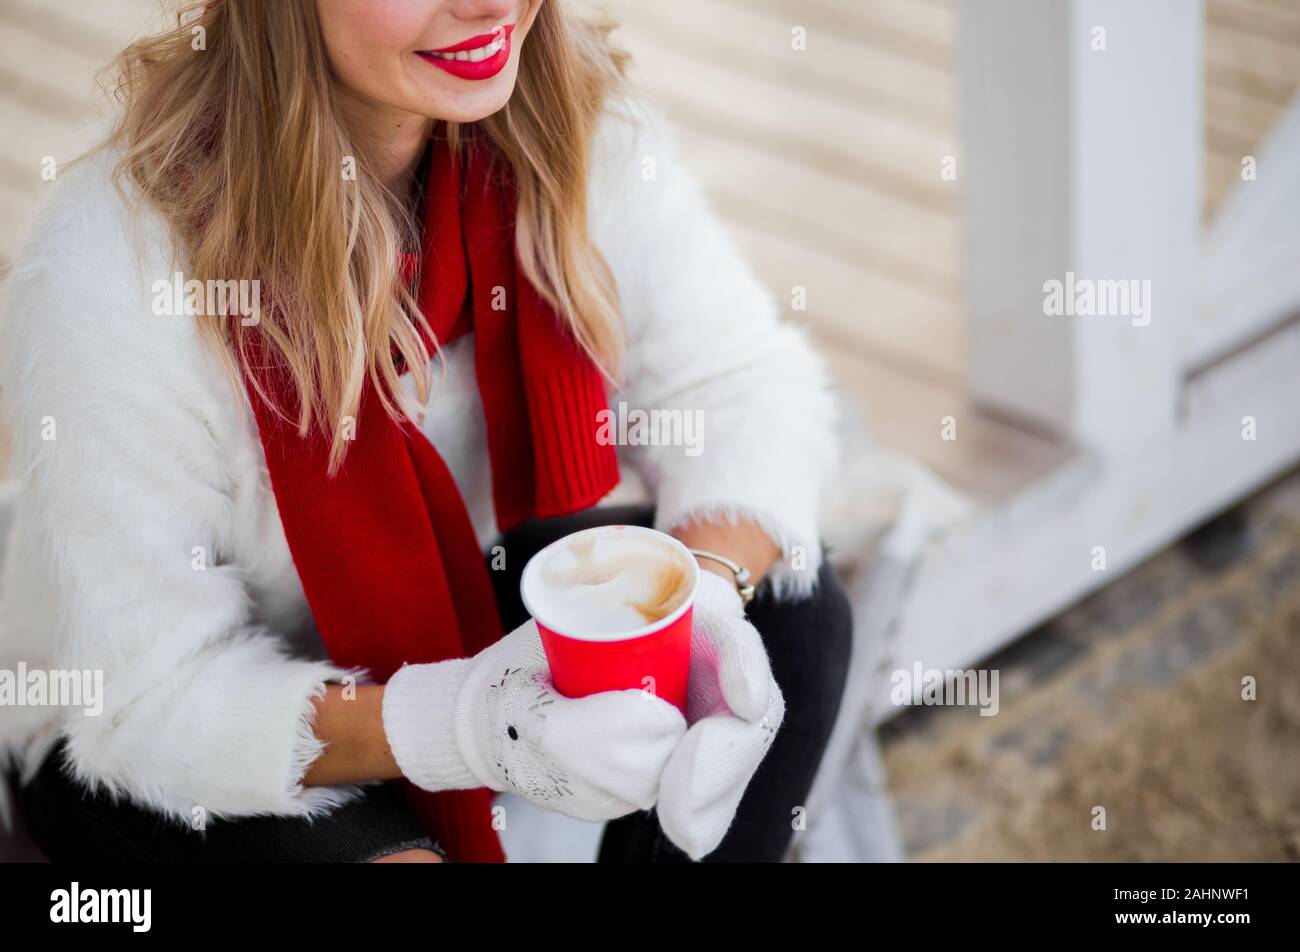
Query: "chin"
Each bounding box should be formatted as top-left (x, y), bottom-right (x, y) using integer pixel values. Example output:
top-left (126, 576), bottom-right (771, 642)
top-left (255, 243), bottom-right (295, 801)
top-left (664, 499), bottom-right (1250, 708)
top-left (427, 87), bottom-right (515, 124)
top-left (408, 56), bottom-right (523, 125)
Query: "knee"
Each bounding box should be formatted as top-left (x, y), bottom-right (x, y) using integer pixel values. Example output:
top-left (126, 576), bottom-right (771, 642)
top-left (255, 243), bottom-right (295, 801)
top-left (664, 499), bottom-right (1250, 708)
top-left (801, 562), bottom-right (854, 711)
top-left (785, 559), bottom-right (854, 672)
top-left (753, 559), bottom-right (854, 718)
top-left (371, 848), bottom-right (444, 863)
top-left (810, 560), bottom-right (854, 663)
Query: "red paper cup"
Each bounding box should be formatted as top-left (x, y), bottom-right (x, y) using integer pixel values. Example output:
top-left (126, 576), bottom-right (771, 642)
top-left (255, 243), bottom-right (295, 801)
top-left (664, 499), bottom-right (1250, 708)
top-left (520, 525), bottom-right (698, 714)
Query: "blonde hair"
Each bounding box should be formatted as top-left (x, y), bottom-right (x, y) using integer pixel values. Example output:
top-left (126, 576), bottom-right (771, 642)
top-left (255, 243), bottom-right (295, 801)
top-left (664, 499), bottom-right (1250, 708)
top-left (103, 0), bottom-right (626, 470)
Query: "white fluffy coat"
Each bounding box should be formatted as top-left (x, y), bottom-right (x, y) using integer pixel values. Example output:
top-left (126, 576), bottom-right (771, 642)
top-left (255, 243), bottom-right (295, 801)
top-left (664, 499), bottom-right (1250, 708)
top-left (0, 102), bottom-right (837, 827)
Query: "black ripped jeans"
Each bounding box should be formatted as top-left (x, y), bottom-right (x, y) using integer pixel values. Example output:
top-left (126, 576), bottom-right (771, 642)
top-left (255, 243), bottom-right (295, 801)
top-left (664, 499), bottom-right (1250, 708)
top-left (492, 505), bottom-right (853, 863)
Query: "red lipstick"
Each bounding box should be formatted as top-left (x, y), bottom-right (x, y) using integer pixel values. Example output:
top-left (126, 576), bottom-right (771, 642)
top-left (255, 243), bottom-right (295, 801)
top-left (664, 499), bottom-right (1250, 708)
top-left (416, 24), bottom-right (514, 81)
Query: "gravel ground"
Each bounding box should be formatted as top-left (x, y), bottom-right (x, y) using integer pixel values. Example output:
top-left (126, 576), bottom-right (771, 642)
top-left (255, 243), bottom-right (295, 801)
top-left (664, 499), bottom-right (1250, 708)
top-left (880, 467), bottom-right (1300, 861)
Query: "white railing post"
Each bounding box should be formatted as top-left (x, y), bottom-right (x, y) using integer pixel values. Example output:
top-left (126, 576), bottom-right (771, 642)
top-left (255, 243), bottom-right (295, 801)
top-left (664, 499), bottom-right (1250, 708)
top-left (960, 0), bottom-right (1203, 449)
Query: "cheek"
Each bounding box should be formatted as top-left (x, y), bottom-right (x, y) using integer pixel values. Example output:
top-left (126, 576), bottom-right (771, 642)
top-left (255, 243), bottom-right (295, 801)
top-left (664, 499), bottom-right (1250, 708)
top-left (320, 0), bottom-right (428, 82)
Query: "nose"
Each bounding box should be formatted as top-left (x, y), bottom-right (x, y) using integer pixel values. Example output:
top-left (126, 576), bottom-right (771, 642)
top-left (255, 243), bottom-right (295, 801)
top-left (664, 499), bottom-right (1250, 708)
top-left (448, 0), bottom-right (517, 25)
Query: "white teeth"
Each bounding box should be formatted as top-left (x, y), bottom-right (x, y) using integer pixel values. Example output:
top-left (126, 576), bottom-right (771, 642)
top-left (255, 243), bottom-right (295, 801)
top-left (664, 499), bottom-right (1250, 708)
top-left (425, 35), bottom-right (504, 61)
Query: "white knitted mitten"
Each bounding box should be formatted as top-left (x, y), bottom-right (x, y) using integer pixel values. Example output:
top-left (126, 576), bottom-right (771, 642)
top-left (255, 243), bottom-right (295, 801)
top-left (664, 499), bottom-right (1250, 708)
top-left (657, 571), bottom-right (785, 860)
top-left (383, 619), bottom-right (687, 823)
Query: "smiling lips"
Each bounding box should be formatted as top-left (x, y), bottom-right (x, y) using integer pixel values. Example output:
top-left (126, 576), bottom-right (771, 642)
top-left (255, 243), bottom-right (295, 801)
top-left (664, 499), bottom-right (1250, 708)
top-left (416, 24), bottom-right (514, 81)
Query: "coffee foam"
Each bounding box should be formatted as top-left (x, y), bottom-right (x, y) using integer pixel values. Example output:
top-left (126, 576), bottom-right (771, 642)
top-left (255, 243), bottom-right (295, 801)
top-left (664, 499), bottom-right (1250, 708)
top-left (522, 527), bottom-right (696, 640)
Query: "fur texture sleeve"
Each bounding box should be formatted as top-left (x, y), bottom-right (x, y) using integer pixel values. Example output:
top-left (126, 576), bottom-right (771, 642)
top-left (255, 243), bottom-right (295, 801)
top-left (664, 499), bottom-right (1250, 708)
top-left (0, 152), bottom-right (362, 824)
top-left (587, 101), bottom-right (839, 598)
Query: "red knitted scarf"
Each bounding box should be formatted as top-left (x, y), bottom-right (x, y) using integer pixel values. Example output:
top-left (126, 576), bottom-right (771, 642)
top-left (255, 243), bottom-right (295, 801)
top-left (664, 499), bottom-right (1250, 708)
top-left (243, 132), bottom-right (619, 862)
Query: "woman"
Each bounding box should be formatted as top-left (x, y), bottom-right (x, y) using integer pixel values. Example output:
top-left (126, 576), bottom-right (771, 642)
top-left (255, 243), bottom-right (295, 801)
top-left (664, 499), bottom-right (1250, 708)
top-left (0, 0), bottom-right (849, 863)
